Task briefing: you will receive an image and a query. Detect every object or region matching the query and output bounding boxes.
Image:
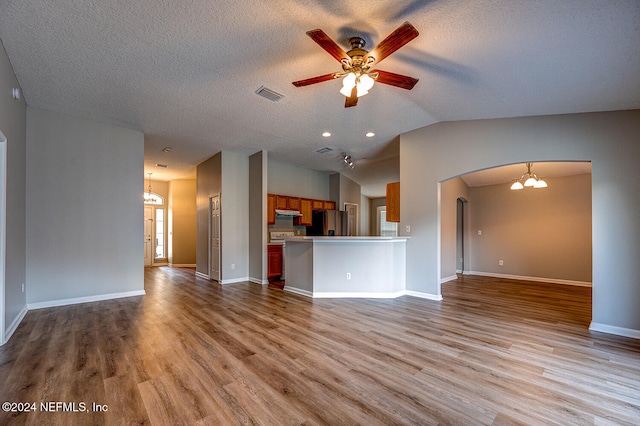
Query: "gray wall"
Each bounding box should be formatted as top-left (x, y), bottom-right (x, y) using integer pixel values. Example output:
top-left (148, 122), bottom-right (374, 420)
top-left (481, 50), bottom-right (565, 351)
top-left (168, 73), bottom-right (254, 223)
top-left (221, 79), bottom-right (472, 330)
top-left (0, 39), bottom-right (27, 337)
top-left (268, 159), bottom-right (330, 199)
top-left (195, 151), bottom-right (249, 282)
top-left (221, 151), bottom-right (249, 281)
top-left (249, 151), bottom-right (267, 283)
top-left (26, 107), bottom-right (144, 303)
top-left (400, 110), bottom-right (640, 333)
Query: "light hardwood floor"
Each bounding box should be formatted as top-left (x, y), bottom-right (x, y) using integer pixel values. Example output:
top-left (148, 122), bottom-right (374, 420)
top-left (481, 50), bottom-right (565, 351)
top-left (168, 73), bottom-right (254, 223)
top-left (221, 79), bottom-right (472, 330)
top-left (1, 268), bottom-right (639, 425)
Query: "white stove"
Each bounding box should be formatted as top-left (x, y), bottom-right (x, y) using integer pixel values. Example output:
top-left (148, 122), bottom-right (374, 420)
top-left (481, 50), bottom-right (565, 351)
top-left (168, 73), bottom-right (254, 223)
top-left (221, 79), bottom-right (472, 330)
top-left (269, 232), bottom-right (295, 280)
top-left (269, 231), bottom-right (295, 244)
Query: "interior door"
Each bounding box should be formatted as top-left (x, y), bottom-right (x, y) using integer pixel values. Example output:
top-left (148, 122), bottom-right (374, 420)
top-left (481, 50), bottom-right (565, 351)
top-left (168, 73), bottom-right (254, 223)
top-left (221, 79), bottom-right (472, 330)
top-left (210, 194), bottom-right (221, 281)
top-left (344, 203), bottom-right (358, 236)
top-left (144, 205), bottom-right (153, 266)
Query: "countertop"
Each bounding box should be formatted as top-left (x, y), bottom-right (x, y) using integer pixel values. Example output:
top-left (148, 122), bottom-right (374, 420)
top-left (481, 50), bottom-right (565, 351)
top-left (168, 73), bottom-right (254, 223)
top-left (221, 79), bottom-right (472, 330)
top-left (283, 236), bottom-right (409, 242)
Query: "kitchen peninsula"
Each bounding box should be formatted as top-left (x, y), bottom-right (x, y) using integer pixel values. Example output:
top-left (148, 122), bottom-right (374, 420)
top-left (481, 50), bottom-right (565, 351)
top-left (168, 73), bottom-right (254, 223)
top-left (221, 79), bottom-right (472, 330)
top-left (283, 236), bottom-right (408, 298)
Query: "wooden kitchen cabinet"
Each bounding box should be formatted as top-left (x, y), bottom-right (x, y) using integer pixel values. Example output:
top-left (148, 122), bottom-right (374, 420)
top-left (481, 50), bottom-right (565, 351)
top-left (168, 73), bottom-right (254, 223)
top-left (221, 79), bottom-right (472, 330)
top-left (287, 197), bottom-right (301, 210)
top-left (323, 201), bottom-right (336, 210)
top-left (276, 195), bottom-right (288, 210)
top-left (267, 194), bottom-right (276, 224)
top-left (312, 199), bottom-right (324, 210)
top-left (268, 244), bottom-right (283, 279)
top-left (295, 198), bottom-right (313, 226)
top-left (386, 182), bottom-right (400, 222)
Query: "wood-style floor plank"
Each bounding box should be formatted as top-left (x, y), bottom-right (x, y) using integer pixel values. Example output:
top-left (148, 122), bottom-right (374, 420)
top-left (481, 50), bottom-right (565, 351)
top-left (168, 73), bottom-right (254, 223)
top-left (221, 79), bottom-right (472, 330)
top-left (1, 269), bottom-right (639, 425)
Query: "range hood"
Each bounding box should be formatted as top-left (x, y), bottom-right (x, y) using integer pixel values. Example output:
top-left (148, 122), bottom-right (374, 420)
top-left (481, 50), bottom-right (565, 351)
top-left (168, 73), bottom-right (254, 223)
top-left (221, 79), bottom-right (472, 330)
top-left (275, 209), bottom-right (303, 217)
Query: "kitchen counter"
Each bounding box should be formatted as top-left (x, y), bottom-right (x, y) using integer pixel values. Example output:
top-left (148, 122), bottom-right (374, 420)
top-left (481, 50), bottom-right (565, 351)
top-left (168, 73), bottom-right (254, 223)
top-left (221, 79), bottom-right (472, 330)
top-left (283, 236), bottom-right (408, 298)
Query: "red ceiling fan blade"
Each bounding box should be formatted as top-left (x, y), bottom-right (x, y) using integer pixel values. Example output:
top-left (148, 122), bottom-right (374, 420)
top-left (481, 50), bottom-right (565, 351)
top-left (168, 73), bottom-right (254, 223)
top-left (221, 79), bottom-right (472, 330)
top-left (306, 29), bottom-right (349, 63)
top-left (345, 86), bottom-right (358, 108)
top-left (292, 73), bottom-right (337, 87)
top-left (365, 21), bottom-right (419, 65)
top-left (373, 70), bottom-right (419, 90)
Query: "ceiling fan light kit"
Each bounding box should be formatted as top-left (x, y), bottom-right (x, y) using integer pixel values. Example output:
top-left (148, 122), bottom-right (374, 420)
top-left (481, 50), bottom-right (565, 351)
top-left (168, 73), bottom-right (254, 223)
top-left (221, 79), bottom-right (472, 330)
top-left (292, 22), bottom-right (420, 107)
top-left (510, 163), bottom-right (548, 190)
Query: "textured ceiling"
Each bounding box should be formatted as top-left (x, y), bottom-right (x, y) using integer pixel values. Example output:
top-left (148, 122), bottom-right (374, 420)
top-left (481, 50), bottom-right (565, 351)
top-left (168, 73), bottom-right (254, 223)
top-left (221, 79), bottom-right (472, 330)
top-left (1, 0), bottom-right (638, 196)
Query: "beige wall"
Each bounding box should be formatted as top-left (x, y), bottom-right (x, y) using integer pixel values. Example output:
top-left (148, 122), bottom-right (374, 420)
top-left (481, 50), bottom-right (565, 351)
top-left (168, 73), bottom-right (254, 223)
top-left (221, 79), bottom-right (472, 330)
top-left (467, 173), bottom-right (591, 283)
top-left (168, 179), bottom-right (196, 266)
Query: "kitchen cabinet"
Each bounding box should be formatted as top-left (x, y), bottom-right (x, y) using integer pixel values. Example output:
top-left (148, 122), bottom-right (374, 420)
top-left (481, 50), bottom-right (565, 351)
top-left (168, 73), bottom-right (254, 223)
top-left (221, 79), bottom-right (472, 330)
top-left (267, 194), bottom-right (276, 224)
top-left (276, 195), bottom-right (288, 210)
top-left (312, 199), bottom-right (324, 210)
top-left (323, 201), bottom-right (336, 210)
top-left (287, 197), bottom-right (301, 211)
top-left (386, 182), bottom-right (400, 222)
top-left (295, 198), bottom-right (313, 226)
top-left (268, 244), bottom-right (283, 279)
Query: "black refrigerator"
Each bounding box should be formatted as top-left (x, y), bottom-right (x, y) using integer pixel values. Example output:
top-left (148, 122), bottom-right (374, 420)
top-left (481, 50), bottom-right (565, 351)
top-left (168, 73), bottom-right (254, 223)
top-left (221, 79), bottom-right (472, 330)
top-left (306, 210), bottom-right (347, 236)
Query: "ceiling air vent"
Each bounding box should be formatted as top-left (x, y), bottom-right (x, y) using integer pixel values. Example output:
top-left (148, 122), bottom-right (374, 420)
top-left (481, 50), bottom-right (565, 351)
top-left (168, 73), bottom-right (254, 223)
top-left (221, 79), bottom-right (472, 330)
top-left (255, 86), bottom-right (284, 102)
top-left (315, 147), bottom-right (333, 154)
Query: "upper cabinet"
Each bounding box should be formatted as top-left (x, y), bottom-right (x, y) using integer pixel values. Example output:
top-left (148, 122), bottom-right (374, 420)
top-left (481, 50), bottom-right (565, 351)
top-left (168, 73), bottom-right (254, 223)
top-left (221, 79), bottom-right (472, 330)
top-left (276, 195), bottom-right (288, 210)
top-left (295, 198), bottom-right (313, 226)
top-left (268, 194), bottom-right (337, 225)
top-left (267, 194), bottom-right (276, 224)
top-left (386, 182), bottom-right (400, 222)
top-left (287, 197), bottom-right (301, 211)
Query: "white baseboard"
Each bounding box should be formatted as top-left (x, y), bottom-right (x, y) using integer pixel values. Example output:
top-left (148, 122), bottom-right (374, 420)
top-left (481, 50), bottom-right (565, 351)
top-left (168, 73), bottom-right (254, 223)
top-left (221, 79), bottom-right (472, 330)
top-left (169, 263), bottom-right (196, 268)
top-left (311, 290), bottom-right (407, 299)
top-left (27, 290), bottom-right (146, 310)
top-left (249, 277), bottom-right (269, 285)
top-left (283, 286), bottom-right (313, 298)
top-left (589, 322), bottom-right (640, 340)
top-left (3, 304), bottom-right (28, 345)
top-left (466, 271), bottom-right (592, 287)
top-left (404, 290), bottom-right (444, 301)
top-left (195, 271), bottom-right (210, 280)
top-left (440, 275), bottom-right (458, 284)
top-left (220, 277), bottom-right (249, 285)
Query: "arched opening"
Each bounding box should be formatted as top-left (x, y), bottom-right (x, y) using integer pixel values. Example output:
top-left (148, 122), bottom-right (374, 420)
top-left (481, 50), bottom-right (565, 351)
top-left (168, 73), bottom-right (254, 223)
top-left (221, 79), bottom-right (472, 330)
top-left (440, 161), bottom-right (592, 318)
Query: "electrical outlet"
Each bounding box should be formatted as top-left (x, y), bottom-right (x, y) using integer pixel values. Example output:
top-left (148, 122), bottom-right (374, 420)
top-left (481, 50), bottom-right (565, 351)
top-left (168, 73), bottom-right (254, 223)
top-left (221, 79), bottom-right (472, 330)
top-left (231, 263), bottom-right (235, 270)
top-left (346, 272), bottom-right (351, 280)
top-left (405, 225), bottom-right (411, 233)
top-left (499, 260), bottom-right (504, 266)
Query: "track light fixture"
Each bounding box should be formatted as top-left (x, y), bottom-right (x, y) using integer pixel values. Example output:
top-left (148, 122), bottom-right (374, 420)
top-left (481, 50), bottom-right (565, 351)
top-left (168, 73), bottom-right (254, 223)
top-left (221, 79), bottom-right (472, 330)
top-left (342, 152), bottom-right (355, 169)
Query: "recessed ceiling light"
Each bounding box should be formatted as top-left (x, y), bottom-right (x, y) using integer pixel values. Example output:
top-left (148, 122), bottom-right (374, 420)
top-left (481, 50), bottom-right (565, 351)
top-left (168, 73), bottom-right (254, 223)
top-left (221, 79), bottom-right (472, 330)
top-left (322, 132), bottom-right (331, 137)
top-left (155, 163), bottom-right (168, 168)
top-left (365, 132), bottom-right (375, 137)
top-left (162, 147), bottom-right (171, 153)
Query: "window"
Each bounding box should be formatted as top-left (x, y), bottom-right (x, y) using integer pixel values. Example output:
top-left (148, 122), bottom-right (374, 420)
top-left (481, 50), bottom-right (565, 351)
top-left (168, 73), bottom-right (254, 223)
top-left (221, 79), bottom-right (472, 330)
top-left (144, 192), bottom-right (163, 205)
top-left (155, 208), bottom-right (165, 258)
top-left (377, 207), bottom-right (398, 237)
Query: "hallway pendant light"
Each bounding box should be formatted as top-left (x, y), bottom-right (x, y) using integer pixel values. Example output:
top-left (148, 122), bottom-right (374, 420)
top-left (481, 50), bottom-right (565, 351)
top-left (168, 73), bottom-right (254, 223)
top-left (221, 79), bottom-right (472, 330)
top-left (144, 172), bottom-right (155, 203)
top-left (510, 163), bottom-right (547, 190)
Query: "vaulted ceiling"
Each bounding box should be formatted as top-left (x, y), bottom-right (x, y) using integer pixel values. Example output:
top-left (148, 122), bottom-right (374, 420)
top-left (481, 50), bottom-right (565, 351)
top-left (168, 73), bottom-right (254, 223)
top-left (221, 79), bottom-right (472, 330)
top-left (1, 1), bottom-right (639, 196)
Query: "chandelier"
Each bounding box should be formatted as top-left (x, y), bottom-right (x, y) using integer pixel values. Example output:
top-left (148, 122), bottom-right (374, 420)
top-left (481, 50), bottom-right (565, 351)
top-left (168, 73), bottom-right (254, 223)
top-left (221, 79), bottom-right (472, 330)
top-left (510, 163), bottom-right (548, 190)
top-left (144, 172), bottom-right (155, 203)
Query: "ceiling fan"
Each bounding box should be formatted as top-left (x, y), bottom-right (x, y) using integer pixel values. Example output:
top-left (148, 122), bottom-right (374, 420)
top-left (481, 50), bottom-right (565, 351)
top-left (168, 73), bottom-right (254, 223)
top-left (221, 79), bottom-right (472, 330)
top-left (292, 22), bottom-right (419, 108)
